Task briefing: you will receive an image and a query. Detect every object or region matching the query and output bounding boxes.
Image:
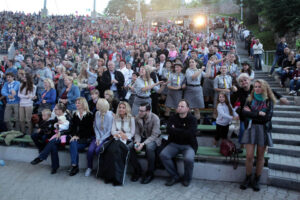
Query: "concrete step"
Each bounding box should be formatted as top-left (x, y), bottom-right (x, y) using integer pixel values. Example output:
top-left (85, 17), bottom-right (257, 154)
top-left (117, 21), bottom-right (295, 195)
top-left (274, 105), bottom-right (300, 112)
top-left (271, 87), bottom-right (289, 93)
top-left (269, 169), bottom-right (300, 191)
top-left (273, 110), bottom-right (300, 118)
top-left (269, 144), bottom-right (300, 157)
top-left (272, 125), bottom-right (300, 135)
top-left (268, 153), bottom-right (300, 173)
top-left (272, 133), bottom-right (300, 146)
top-left (272, 117), bottom-right (300, 126)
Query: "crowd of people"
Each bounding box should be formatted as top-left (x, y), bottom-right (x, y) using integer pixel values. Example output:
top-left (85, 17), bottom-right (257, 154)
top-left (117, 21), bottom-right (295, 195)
top-left (0, 11), bottom-right (286, 190)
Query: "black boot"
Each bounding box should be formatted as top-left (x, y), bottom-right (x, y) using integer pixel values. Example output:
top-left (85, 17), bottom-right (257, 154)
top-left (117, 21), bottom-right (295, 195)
top-left (252, 175), bottom-right (261, 191)
top-left (240, 174), bottom-right (252, 190)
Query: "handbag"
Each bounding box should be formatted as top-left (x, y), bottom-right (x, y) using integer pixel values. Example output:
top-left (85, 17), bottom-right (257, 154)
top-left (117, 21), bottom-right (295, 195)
top-left (220, 139), bottom-right (239, 169)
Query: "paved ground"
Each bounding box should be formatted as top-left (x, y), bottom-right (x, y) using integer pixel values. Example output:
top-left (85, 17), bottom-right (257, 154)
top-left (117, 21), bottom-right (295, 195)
top-left (0, 161), bottom-right (299, 200)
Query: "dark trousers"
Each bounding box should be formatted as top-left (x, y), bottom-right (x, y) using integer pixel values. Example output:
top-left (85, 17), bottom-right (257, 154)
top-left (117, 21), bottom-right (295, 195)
top-left (39, 139), bottom-right (60, 170)
top-left (129, 141), bottom-right (157, 175)
top-left (215, 124), bottom-right (229, 141)
top-left (31, 133), bottom-right (48, 152)
top-left (87, 138), bottom-right (106, 169)
top-left (160, 143), bottom-right (195, 181)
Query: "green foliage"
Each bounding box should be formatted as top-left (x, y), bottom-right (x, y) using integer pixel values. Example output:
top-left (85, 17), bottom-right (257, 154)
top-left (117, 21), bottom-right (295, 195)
top-left (260, 0), bottom-right (300, 35)
top-left (104, 0), bottom-right (148, 20)
top-left (247, 24), bottom-right (275, 50)
top-left (150, 0), bottom-right (182, 11)
top-left (240, 0), bottom-right (300, 35)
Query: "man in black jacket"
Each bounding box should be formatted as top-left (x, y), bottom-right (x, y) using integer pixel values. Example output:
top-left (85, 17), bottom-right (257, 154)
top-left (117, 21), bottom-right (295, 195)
top-left (100, 61), bottom-right (125, 100)
top-left (160, 99), bottom-right (198, 187)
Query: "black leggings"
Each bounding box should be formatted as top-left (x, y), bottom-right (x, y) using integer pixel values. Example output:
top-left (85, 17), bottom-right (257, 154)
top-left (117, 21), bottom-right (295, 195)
top-left (215, 124), bottom-right (229, 141)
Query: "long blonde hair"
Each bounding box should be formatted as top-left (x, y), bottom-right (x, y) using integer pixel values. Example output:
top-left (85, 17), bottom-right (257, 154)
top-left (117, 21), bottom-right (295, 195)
top-left (247, 79), bottom-right (276, 104)
top-left (96, 98), bottom-right (110, 130)
top-left (115, 101), bottom-right (132, 119)
top-left (78, 61), bottom-right (88, 81)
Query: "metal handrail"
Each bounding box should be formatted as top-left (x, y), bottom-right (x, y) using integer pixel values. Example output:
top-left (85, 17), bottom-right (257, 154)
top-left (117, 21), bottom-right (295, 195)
top-left (262, 50), bottom-right (276, 66)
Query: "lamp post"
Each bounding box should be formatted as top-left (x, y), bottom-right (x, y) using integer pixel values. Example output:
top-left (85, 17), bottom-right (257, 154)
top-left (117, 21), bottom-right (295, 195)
top-left (41, 0), bottom-right (48, 17)
top-left (240, 0), bottom-right (244, 22)
top-left (135, 0), bottom-right (143, 24)
top-left (91, 0), bottom-right (97, 18)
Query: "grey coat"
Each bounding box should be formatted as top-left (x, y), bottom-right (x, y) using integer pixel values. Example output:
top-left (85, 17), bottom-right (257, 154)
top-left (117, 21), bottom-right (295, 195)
top-left (134, 112), bottom-right (162, 146)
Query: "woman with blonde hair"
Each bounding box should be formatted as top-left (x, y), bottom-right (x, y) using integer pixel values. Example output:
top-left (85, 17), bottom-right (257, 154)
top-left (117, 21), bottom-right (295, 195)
top-left (131, 65), bottom-right (162, 116)
top-left (240, 79), bottom-right (276, 191)
top-left (37, 78), bottom-right (56, 113)
top-left (59, 76), bottom-right (80, 111)
top-left (85, 98), bottom-right (114, 177)
top-left (97, 101), bottom-right (136, 186)
top-left (69, 97), bottom-right (94, 176)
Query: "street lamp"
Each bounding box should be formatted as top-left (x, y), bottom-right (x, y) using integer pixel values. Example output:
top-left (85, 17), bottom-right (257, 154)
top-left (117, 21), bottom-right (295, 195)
top-left (240, 0), bottom-right (244, 22)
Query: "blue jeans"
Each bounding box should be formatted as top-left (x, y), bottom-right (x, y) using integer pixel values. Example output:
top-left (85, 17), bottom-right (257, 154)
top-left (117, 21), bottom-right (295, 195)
top-left (239, 121), bottom-right (245, 144)
top-left (270, 54), bottom-right (279, 74)
top-left (160, 143), bottom-right (195, 181)
top-left (290, 79), bottom-right (300, 91)
top-left (254, 54), bottom-right (262, 70)
top-left (70, 141), bottom-right (89, 166)
top-left (39, 139), bottom-right (61, 170)
top-left (280, 69), bottom-right (293, 85)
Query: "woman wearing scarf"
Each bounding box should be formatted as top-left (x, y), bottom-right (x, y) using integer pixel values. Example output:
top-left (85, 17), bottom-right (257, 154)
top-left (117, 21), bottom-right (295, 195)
top-left (240, 79), bottom-right (276, 191)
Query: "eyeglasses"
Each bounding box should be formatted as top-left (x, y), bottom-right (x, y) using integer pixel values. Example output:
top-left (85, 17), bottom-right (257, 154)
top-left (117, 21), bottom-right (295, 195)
top-left (138, 109), bottom-right (146, 113)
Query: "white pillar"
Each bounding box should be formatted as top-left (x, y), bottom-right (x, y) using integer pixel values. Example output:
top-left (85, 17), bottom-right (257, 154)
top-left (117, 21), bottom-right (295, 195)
top-left (135, 0), bottom-right (142, 24)
top-left (91, 0), bottom-right (97, 18)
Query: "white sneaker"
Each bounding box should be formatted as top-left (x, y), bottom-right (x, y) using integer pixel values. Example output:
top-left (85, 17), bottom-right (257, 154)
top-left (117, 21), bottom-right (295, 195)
top-left (289, 90), bottom-right (296, 95)
top-left (85, 168), bottom-right (92, 177)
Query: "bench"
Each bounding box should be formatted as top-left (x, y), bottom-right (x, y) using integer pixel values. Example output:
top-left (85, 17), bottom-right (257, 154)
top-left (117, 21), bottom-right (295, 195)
top-left (160, 124), bottom-right (216, 134)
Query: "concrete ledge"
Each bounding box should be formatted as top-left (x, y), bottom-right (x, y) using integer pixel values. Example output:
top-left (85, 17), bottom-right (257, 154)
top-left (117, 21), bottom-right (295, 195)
top-left (0, 145), bottom-right (269, 184)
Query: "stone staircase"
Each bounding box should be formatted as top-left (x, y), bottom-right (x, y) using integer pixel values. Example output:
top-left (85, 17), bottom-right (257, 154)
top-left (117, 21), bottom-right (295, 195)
top-left (248, 71), bottom-right (300, 191)
top-left (235, 38), bottom-right (300, 190)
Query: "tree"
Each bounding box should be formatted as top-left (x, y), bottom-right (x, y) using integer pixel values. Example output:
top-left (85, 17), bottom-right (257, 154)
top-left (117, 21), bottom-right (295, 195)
top-left (104, 0), bottom-right (148, 20)
top-left (260, 0), bottom-right (300, 35)
top-left (150, 0), bottom-right (182, 11)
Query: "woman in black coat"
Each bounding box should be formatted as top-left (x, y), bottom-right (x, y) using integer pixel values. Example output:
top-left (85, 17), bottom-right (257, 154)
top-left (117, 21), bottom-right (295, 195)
top-left (69, 97), bottom-right (94, 176)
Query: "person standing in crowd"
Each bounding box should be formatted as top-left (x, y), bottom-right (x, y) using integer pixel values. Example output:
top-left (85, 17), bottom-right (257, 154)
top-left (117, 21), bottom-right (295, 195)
top-left (214, 65), bottom-right (234, 106)
top-left (5, 60), bottom-right (17, 77)
top-left (184, 59), bottom-right (205, 121)
top-left (101, 61), bottom-right (125, 100)
top-left (252, 39), bottom-right (264, 70)
top-left (31, 103), bottom-right (70, 174)
top-left (18, 73), bottom-right (36, 135)
top-left (1, 72), bottom-right (20, 131)
top-left (270, 37), bottom-right (288, 76)
top-left (131, 66), bottom-right (162, 116)
top-left (214, 92), bottom-right (239, 146)
top-left (69, 97), bottom-right (94, 176)
top-left (35, 59), bottom-right (53, 99)
top-left (240, 79), bottom-right (276, 191)
top-left (86, 98), bottom-right (113, 177)
top-left (160, 100), bottom-right (198, 187)
top-left (59, 76), bottom-right (80, 112)
top-left (165, 63), bottom-right (185, 117)
top-left (36, 78), bottom-right (56, 113)
top-left (130, 103), bottom-right (161, 184)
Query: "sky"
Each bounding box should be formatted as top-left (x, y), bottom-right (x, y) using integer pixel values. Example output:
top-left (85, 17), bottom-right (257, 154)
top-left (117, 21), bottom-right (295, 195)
top-left (0, 0), bottom-right (157, 15)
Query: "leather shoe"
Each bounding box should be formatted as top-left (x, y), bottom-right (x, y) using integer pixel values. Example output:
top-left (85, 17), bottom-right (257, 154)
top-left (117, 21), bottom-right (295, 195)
top-left (69, 166), bottom-right (79, 176)
top-left (131, 174), bottom-right (140, 182)
top-left (182, 179), bottom-right (190, 187)
top-left (165, 177), bottom-right (180, 186)
top-left (31, 157), bottom-right (42, 165)
top-left (51, 168), bottom-right (57, 174)
top-left (141, 174), bottom-right (154, 184)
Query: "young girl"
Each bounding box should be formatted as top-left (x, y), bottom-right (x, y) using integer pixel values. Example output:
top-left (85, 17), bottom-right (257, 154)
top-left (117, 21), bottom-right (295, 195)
top-left (214, 92), bottom-right (239, 146)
